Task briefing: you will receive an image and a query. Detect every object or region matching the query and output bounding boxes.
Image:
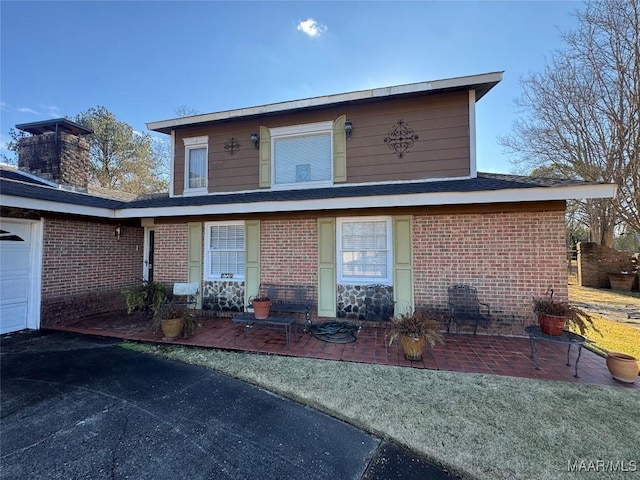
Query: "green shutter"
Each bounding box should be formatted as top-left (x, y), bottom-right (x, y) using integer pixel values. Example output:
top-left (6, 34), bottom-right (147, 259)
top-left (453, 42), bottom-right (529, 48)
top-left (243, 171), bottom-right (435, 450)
top-left (317, 218), bottom-right (336, 317)
top-left (258, 126), bottom-right (271, 188)
top-left (333, 115), bottom-right (347, 183)
top-left (245, 220), bottom-right (261, 309)
top-left (187, 222), bottom-right (203, 309)
top-left (393, 216), bottom-right (413, 315)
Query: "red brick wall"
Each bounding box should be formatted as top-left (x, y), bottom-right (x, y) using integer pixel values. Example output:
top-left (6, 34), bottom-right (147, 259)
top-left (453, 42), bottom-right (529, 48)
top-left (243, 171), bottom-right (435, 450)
top-left (152, 223), bottom-right (190, 284)
top-left (260, 218), bottom-right (318, 285)
top-left (413, 209), bottom-right (567, 334)
top-left (41, 217), bottom-right (144, 325)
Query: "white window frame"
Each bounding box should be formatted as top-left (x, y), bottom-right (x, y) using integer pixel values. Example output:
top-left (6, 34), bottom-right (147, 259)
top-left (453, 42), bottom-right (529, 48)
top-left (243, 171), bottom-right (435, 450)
top-left (337, 216), bottom-right (393, 285)
top-left (204, 220), bottom-right (245, 281)
top-left (183, 135), bottom-right (208, 195)
top-left (270, 121), bottom-right (333, 190)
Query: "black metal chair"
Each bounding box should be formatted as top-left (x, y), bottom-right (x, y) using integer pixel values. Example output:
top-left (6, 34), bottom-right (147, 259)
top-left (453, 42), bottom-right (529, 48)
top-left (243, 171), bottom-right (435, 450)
top-left (172, 282), bottom-right (199, 309)
top-left (447, 285), bottom-right (490, 341)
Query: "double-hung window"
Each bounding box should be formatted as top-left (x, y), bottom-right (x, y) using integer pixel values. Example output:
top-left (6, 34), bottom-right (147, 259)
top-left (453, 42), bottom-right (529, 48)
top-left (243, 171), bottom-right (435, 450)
top-left (337, 217), bottom-right (392, 285)
top-left (183, 136), bottom-right (208, 193)
top-left (205, 221), bottom-right (245, 281)
top-left (271, 121), bottom-right (333, 189)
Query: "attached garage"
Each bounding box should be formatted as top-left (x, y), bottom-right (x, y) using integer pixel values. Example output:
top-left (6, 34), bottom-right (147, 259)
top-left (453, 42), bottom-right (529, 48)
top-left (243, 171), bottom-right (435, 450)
top-left (0, 218), bottom-right (42, 334)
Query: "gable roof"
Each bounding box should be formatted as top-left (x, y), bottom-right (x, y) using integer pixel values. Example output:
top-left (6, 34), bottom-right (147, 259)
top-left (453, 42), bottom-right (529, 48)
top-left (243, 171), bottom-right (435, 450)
top-left (0, 171), bottom-right (617, 220)
top-left (147, 71), bottom-right (504, 134)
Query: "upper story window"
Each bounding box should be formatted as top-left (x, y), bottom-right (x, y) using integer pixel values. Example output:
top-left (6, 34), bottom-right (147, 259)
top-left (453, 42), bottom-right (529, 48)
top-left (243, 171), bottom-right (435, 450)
top-left (183, 136), bottom-right (208, 194)
top-left (271, 121), bottom-right (333, 190)
top-left (205, 221), bottom-right (245, 281)
top-left (337, 217), bottom-right (393, 285)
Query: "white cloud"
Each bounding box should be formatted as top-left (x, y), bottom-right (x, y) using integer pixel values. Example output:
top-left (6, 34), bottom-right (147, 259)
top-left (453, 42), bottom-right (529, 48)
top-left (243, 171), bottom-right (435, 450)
top-left (18, 107), bottom-right (40, 115)
top-left (297, 18), bottom-right (327, 38)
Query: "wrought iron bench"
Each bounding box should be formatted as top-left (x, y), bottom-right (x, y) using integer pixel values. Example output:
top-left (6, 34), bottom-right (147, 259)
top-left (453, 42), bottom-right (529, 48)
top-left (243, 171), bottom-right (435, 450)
top-left (447, 284), bottom-right (491, 341)
top-left (259, 283), bottom-right (315, 330)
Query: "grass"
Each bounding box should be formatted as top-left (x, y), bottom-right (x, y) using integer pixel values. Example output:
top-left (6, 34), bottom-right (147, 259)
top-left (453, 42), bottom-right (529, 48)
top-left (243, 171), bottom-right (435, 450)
top-left (124, 342), bottom-right (639, 480)
top-left (567, 276), bottom-right (640, 359)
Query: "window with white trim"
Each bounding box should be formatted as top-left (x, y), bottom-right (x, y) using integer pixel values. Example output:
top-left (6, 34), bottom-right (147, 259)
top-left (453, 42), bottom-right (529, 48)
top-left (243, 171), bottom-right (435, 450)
top-left (183, 136), bottom-right (208, 193)
top-left (337, 217), bottom-right (392, 285)
top-left (271, 121), bottom-right (333, 189)
top-left (205, 221), bottom-right (245, 280)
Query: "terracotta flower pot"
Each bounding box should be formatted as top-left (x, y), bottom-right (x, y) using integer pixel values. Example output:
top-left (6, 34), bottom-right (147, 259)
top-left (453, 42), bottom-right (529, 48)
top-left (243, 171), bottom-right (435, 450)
top-left (252, 300), bottom-right (271, 320)
top-left (537, 314), bottom-right (567, 336)
top-left (607, 273), bottom-right (636, 292)
top-left (400, 335), bottom-right (427, 361)
top-left (606, 352), bottom-right (639, 384)
top-left (161, 318), bottom-right (183, 340)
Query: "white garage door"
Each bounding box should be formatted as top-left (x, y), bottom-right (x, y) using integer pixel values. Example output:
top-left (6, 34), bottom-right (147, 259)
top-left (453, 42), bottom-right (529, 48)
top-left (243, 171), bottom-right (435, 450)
top-left (0, 219), bottom-right (41, 334)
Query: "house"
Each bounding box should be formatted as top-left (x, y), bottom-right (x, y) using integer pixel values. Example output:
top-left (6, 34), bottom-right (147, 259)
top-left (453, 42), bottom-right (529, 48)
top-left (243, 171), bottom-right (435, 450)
top-left (0, 72), bottom-right (617, 335)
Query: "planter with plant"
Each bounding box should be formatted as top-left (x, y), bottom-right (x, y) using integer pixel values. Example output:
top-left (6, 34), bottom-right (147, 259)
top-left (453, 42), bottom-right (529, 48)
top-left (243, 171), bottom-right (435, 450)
top-left (123, 280), bottom-right (168, 319)
top-left (388, 308), bottom-right (445, 361)
top-left (249, 295), bottom-right (271, 319)
top-left (153, 301), bottom-right (199, 341)
top-left (532, 288), bottom-right (597, 336)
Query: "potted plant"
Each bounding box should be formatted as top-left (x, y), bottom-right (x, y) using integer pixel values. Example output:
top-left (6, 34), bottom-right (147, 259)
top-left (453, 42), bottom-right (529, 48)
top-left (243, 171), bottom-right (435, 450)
top-left (153, 301), bottom-right (199, 340)
top-left (388, 308), bottom-right (445, 361)
top-left (249, 295), bottom-right (271, 319)
top-left (605, 351), bottom-right (639, 383)
top-left (123, 280), bottom-right (168, 319)
top-left (532, 288), bottom-right (597, 336)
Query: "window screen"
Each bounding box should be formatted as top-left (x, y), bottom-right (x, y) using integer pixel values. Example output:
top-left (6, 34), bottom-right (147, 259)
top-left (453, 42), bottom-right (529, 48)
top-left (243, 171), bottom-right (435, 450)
top-left (274, 133), bottom-right (331, 185)
top-left (188, 147), bottom-right (207, 189)
top-left (208, 223), bottom-right (245, 279)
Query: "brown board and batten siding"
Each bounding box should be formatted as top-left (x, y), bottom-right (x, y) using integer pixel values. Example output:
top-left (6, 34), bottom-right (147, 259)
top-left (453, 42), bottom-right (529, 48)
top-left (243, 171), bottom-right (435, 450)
top-left (173, 90), bottom-right (471, 195)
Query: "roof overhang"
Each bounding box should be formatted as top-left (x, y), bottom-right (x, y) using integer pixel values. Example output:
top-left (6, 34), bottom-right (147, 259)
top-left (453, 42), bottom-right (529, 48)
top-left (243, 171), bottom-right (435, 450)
top-left (113, 183), bottom-right (616, 219)
top-left (147, 71), bottom-right (504, 135)
top-left (0, 193), bottom-right (117, 218)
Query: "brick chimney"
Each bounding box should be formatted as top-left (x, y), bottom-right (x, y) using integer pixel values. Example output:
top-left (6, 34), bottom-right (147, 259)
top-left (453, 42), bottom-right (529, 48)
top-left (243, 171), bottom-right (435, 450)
top-left (16, 118), bottom-right (93, 190)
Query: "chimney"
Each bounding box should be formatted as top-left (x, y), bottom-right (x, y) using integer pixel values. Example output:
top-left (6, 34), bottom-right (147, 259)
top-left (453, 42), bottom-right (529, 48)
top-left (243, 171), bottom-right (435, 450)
top-left (16, 118), bottom-right (93, 190)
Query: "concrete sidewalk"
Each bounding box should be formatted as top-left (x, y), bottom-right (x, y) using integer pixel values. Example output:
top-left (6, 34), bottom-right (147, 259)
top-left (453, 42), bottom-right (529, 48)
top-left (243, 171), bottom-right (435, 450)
top-left (1, 331), bottom-right (459, 480)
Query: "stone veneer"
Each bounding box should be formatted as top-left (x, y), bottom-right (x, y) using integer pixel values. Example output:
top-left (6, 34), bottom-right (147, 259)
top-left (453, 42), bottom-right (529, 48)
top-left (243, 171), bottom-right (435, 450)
top-left (337, 284), bottom-right (394, 321)
top-left (203, 280), bottom-right (245, 312)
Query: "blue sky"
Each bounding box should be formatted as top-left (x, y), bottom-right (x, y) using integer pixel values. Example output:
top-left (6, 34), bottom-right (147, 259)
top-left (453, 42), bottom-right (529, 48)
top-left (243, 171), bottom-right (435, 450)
top-left (1, 1), bottom-right (584, 174)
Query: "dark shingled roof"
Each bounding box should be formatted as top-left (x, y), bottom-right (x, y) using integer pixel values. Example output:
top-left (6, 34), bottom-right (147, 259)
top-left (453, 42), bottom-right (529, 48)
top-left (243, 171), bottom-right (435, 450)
top-left (122, 173), bottom-right (593, 210)
top-left (0, 172), bottom-right (603, 214)
top-left (0, 167), bottom-right (52, 186)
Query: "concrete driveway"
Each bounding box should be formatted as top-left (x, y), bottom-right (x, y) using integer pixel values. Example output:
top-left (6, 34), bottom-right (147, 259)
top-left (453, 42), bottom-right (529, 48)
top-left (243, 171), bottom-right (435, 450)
top-left (1, 331), bottom-right (458, 480)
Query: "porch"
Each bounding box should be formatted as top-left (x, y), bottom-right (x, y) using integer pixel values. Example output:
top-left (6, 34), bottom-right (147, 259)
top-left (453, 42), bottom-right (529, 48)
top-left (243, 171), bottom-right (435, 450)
top-left (47, 311), bottom-right (637, 388)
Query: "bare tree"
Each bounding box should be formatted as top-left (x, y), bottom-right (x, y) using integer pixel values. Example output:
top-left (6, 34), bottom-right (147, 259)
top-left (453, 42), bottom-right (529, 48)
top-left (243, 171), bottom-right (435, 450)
top-left (500, 0), bottom-right (640, 245)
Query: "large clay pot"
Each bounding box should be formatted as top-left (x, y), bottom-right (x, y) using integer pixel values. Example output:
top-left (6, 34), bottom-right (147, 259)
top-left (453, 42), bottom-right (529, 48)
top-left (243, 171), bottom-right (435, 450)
top-left (252, 300), bottom-right (272, 320)
top-left (538, 314), bottom-right (567, 336)
top-left (607, 273), bottom-right (636, 292)
top-left (606, 352), bottom-right (639, 383)
top-left (400, 335), bottom-right (427, 361)
top-left (161, 318), bottom-right (184, 340)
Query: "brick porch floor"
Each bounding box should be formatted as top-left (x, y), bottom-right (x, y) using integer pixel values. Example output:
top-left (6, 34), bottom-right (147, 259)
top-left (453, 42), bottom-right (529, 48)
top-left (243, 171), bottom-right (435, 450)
top-left (47, 311), bottom-right (638, 389)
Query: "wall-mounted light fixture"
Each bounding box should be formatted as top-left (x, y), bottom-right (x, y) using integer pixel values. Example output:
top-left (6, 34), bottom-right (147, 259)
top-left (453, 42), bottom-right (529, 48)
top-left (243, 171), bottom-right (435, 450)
top-left (344, 120), bottom-right (353, 141)
top-left (250, 132), bottom-right (260, 150)
top-left (115, 225), bottom-right (122, 241)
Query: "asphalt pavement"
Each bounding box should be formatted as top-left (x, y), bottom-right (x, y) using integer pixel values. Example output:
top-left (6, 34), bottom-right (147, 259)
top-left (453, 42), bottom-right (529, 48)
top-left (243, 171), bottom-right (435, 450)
top-left (1, 330), bottom-right (461, 480)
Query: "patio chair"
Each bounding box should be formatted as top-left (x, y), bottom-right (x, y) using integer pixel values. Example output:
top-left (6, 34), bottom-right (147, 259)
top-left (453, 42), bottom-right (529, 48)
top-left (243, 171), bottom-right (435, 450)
top-left (447, 284), bottom-right (491, 341)
top-left (172, 282), bottom-right (199, 309)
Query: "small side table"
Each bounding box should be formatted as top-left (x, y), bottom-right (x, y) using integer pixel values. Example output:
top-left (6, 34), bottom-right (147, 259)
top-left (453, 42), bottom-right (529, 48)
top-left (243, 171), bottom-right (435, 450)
top-left (525, 325), bottom-right (588, 378)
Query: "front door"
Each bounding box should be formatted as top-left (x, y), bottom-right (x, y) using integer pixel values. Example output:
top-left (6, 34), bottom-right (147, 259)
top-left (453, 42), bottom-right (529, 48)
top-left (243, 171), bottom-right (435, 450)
top-left (144, 229), bottom-right (155, 282)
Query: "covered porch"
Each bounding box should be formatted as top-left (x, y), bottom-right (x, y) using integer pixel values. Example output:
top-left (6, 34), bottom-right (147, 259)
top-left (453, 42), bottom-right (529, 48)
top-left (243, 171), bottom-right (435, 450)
top-left (45, 311), bottom-right (637, 389)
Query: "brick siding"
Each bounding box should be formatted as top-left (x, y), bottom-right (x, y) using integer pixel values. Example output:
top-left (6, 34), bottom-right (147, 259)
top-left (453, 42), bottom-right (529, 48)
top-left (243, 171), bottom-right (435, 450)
top-left (149, 210), bottom-right (567, 333)
top-left (413, 209), bottom-right (567, 334)
top-left (260, 218), bottom-right (318, 285)
top-left (41, 217), bottom-right (143, 325)
top-left (152, 223), bottom-right (190, 284)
